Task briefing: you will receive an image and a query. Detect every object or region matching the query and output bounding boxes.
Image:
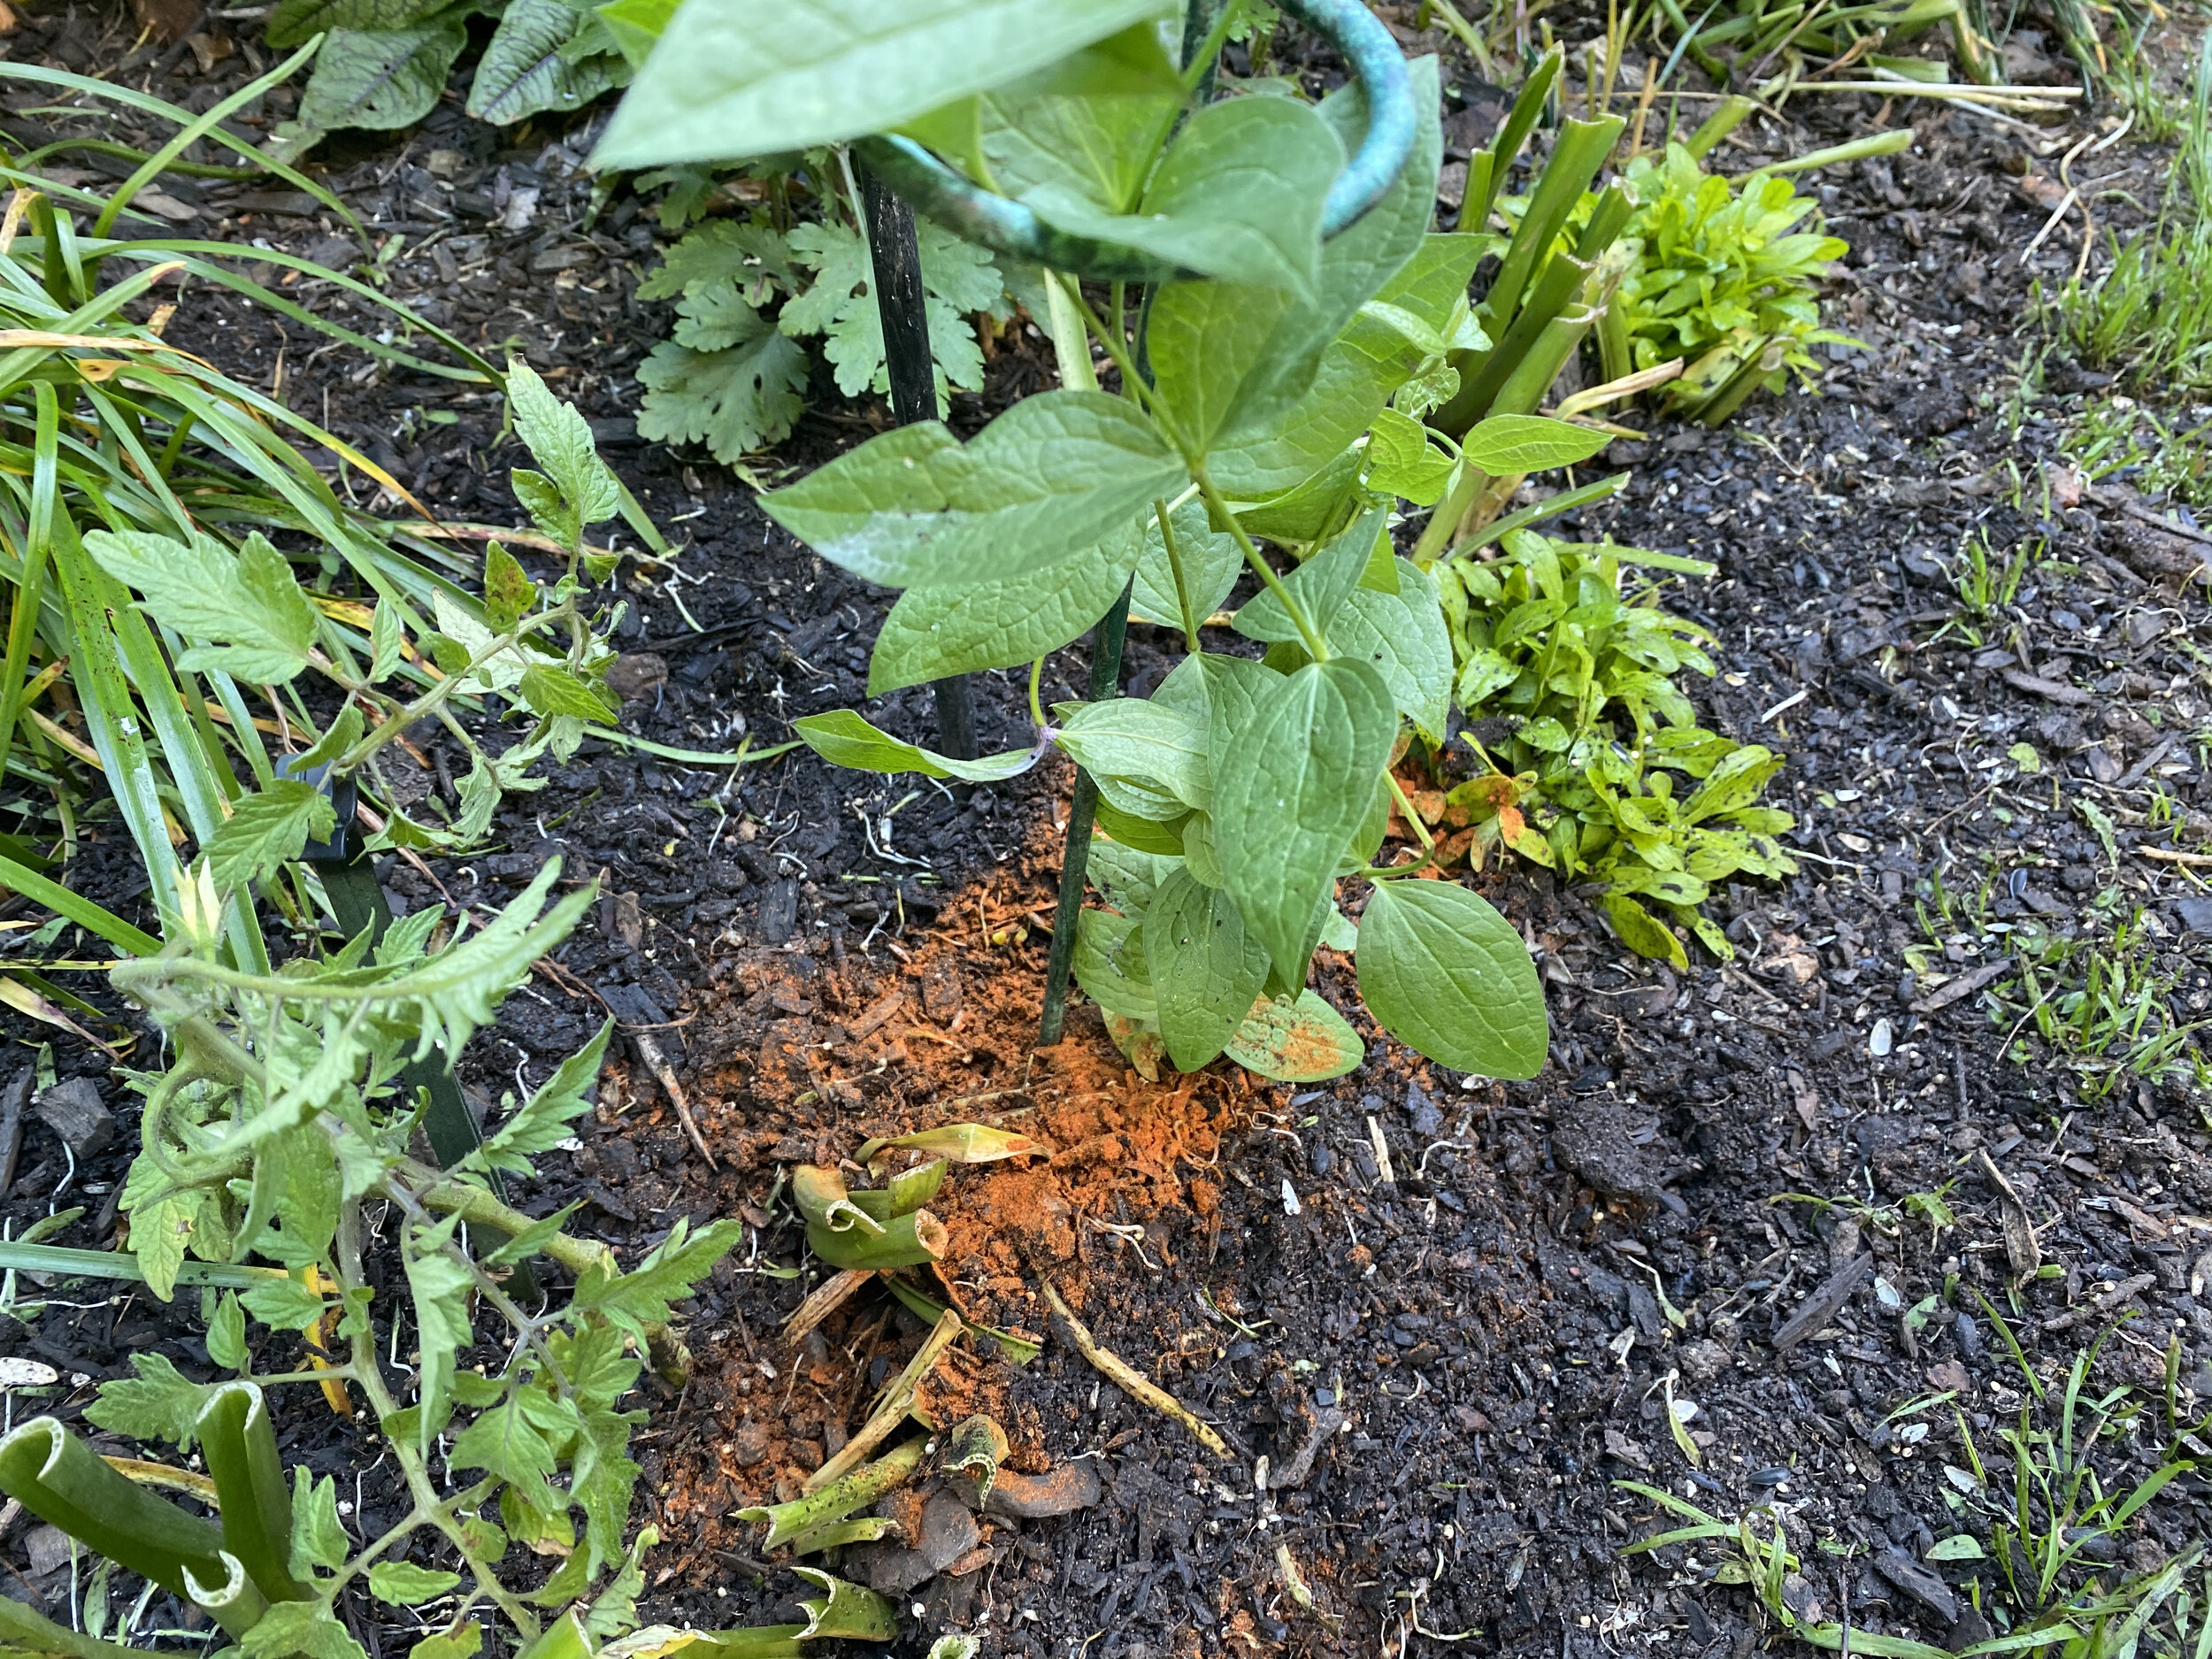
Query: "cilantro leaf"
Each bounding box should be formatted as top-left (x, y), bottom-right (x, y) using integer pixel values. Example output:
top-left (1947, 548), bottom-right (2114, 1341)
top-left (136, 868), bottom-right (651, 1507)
top-left (636, 329), bottom-right (810, 464)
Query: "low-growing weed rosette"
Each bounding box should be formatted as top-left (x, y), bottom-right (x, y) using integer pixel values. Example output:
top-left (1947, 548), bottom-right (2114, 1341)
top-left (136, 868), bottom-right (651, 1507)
top-left (1434, 530), bottom-right (1798, 967)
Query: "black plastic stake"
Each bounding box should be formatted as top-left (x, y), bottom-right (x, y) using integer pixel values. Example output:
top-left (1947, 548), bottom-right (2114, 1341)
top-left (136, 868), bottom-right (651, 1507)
top-left (1035, 582), bottom-right (1132, 1046)
top-left (859, 164), bottom-right (979, 763)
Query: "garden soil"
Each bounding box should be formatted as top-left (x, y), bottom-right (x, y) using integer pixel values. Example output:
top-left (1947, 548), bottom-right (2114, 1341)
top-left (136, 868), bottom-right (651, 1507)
top-left (3, 4), bottom-right (2212, 1656)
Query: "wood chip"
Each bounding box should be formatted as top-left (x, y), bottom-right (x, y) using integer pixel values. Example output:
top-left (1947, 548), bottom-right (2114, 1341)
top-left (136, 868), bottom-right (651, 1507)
top-left (1910, 957), bottom-right (2013, 1014)
top-left (1977, 1149), bottom-right (2041, 1279)
top-left (1771, 1254), bottom-right (1874, 1351)
top-left (2001, 667), bottom-right (2092, 706)
top-left (783, 1269), bottom-right (872, 1348)
top-left (2045, 1272), bottom-right (2157, 1334)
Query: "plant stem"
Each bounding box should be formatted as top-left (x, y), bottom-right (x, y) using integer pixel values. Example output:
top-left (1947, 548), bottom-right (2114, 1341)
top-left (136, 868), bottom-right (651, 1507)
top-left (1193, 473), bottom-right (1329, 660)
top-left (1026, 657), bottom-right (1047, 730)
top-left (334, 1198), bottom-right (541, 1641)
top-left (1049, 273), bottom-right (1165, 429)
top-left (1386, 772), bottom-right (1437, 856)
top-left (1154, 497), bottom-right (1201, 654)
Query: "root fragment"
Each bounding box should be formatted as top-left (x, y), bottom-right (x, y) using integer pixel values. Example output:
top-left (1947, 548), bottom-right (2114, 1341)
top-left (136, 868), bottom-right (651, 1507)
top-left (1040, 1280), bottom-right (1227, 1458)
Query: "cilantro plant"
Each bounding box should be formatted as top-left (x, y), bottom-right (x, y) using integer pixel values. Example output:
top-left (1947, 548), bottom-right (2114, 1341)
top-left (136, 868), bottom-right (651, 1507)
top-left (636, 180), bottom-right (1015, 464)
top-left (1433, 529), bottom-right (1797, 966)
top-left (596, 0), bottom-right (1580, 1084)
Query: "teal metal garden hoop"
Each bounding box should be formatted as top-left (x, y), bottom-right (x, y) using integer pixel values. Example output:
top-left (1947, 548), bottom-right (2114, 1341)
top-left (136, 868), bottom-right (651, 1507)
top-left (852, 0), bottom-right (1420, 282)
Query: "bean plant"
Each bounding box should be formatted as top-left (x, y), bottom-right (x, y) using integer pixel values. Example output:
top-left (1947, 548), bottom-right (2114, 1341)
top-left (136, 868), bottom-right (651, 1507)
top-left (598, 0), bottom-right (1591, 1083)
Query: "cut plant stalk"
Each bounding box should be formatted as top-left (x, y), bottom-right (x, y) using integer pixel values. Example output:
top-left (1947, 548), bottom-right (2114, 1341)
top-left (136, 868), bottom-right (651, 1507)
top-left (860, 161), bottom-right (979, 765)
top-left (804, 1308), bottom-right (964, 1492)
top-left (739, 1438), bottom-right (924, 1548)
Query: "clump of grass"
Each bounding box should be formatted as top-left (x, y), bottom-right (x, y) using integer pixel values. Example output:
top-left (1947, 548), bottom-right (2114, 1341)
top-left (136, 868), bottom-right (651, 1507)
top-left (2055, 35), bottom-right (2212, 389)
top-left (1617, 1302), bottom-right (2208, 1655)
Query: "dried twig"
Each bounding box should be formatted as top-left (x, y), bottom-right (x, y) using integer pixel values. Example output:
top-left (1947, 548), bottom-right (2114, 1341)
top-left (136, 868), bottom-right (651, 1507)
top-left (1041, 1280), bottom-right (1228, 1458)
top-left (784, 1269), bottom-right (873, 1348)
top-left (632, 1027), bottom-right (716, 1170)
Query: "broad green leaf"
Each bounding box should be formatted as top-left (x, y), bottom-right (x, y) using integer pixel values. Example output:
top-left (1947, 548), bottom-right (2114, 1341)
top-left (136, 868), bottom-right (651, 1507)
top-left (868, 519), bottom-right (1141, 694)
top-left (569, 1217), bottom-right (741, 1340)
top-left (132, 1195), bottom-right (195, 1302)
top-left (208, 1293), bottom-right (249, 1371)
top-left (1071, 910), bottom-right (1153, 1020)
top-left (1024, 96), bottom-right (1341, 297)
top-left (1087, 841), bottom-right (1178, 914)
top-left (977, 23), bottom-right (1183, 212)
top-left (84, 1355), bottom-right (209, 1450)
top-left (84, 530), bottom-right (319, 684)
top-left (1356, 879), bottom-right (1548, 1079)
top-left (508, 357), bottom-right (624, 534)
top-left (519, 665), bottom-right (618, 726)
top-left (595, 0), bottom-right (675, 66)
top-left (1181, 810), bottom-right (1224, 886)
top-left (204, 781), bottom-right (335, 891)
top-left (483, 542), bottom-right (536, 631)
top-left (1213, 659), bottom-right (1396, 979)
top-left (299, 22), bottom-right (471, 131)
top-left (1924, 1535), bottom-right (1985, 1563)
top-left (410, 1627), bottom-right (485, 1659)
top-left (1458, 414), bottom-right (1612, 476)
top-left (1056, 697), bottom-right (1210, 810)
top-left (370, 1563), bottom-right (465, 1606)
top-left (594, 0), bottom-right (1176, 168)
top-left (794, 711), bottom-right (1038, 784)
top-left (468, 0), bottom-right (630, 126)
top-left (1129, 500), bottom-right (1240, 631)
top-left (1682, 745), bottom-right (1785, 823)
top-left (1144, 870), bottom-right (1269, 1071)
top-left (242, 1601), bottom-right (368, 1659)
top-left (1229, 448), bottom-right (1364, 542)
top-left (480, 1021), bottom-right (611, 1176)
top-left (1233, 506), bottom-right (1386, 648)
top-left (450, 1400), bottom-right (563, 1517)
top-left (1224, 990), bottom-right (1363, 1080)
top-left (1210, 229), bottom-right (1484, 501)
top-left (1331, 559), bottom-right (1453, 740)
top-left (239, 1273), bottom-right (325, 1331)
top-left (403, 1228), bottom-right (474, 1456)
top-left (762, 391), bottom-right (1182, 588)
top-left (1092, 797), bottom-right (1186, 855)
top-left (1146, 58), bottom-right (1442, 459)
top-left (1365, 407), bottom-right (1456, 505)
top-left (636, 325), bottom-right (810, 464)
top-left (266, 0), bottom-right (456, 42)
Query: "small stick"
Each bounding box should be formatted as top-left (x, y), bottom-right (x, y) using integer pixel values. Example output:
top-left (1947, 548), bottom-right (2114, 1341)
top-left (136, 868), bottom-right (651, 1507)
top-left (632, 1028), bottom-right (716, 1170)
top-left (1041, 1281), bottom-right (1228, 1458)
top-left (804, 1307), bottom-right (962, 1493)
top-left (2140, 847), bottom-right (2212, 868)
top-left (784, 1269), bottom-right (873, 1348)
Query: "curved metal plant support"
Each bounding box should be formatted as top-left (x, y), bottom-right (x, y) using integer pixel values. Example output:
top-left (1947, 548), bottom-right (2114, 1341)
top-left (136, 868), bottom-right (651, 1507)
top-left (854, 0), bottom-right (1419, 281)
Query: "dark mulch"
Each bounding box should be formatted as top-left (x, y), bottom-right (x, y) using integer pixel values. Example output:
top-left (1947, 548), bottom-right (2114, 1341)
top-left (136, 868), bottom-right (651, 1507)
top-left (0, 4), bottom-right (2208, 1656)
